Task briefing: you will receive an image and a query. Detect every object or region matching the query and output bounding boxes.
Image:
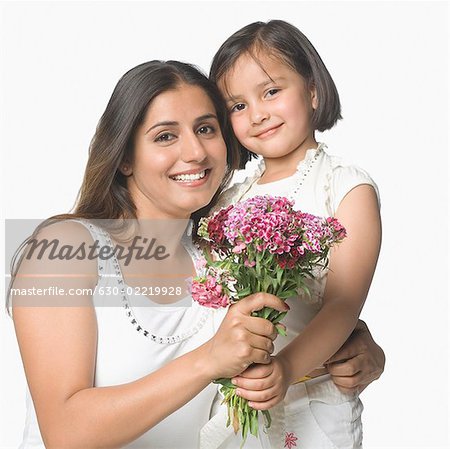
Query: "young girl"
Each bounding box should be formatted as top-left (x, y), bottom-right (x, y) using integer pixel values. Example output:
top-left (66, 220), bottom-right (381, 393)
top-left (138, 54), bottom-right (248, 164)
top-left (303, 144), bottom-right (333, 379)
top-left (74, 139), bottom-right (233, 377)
top-left (204, 20), bottom-right (382, 448)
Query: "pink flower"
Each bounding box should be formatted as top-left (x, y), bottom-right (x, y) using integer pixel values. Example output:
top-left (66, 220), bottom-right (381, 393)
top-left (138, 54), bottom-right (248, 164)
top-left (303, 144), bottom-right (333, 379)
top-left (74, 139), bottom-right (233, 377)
top-left (195, 256), bottom-right (207, 271)
top-left (191, 275), bottom-right (230, 309)
top-left (284, 432), bottom-right (298, 449)
top-left (232, 242), bottom-right (246, 254)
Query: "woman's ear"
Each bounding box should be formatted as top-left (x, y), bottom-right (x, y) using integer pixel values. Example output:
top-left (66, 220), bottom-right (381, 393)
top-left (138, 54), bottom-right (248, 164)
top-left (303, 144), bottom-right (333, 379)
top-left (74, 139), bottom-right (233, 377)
top-left (119, 163), bottom-right (133, 176)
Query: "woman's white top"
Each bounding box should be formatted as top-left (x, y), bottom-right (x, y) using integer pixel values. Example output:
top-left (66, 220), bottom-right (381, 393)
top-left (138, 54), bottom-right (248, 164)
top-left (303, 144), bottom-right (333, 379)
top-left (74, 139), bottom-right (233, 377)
top-left (19, 222), bottom-right (218, 449)
top-left (213, 143), bottom-right (380, 353)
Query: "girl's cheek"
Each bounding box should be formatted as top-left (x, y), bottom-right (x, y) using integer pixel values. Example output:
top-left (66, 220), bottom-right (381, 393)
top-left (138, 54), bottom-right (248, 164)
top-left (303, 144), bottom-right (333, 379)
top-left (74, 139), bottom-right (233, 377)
top-left (231, 117), bottom-right (247, 141)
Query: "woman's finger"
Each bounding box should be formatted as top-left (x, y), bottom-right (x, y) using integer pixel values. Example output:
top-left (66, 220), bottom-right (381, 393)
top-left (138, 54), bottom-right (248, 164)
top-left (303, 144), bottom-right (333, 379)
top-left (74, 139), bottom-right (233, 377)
top-left (234, 293), bottom-right (289, 315)
top-left (248, 348), bottom-right (272, 365)
top-left (248, 334), bottom-right (274, 354)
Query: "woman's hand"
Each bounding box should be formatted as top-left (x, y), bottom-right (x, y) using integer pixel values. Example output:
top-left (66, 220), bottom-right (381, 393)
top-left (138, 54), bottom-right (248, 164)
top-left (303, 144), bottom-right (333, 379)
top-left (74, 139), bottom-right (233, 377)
top-left (325, 319), bottom-right (385, 394)
top-left (230, 356), bottom-right (290, 410)
top-left (204, 293), bottom-right (289, 380)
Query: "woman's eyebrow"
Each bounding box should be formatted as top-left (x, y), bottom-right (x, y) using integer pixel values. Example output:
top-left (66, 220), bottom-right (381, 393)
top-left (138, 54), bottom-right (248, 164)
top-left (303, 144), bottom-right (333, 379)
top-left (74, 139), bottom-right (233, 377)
top-left (194, 113), bottom-right (218, 124)
top-left (145, 114), bottom-right (217, 134)
top-left (145, 121), bottom-right (178, 134)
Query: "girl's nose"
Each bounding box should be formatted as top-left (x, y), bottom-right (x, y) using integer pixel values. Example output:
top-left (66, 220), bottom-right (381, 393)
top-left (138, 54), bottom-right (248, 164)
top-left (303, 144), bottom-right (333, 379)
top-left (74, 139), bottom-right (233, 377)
top-left (181, 132), bottom-right (207, 163)
top-left (250, 104), bottom-right (270, 125)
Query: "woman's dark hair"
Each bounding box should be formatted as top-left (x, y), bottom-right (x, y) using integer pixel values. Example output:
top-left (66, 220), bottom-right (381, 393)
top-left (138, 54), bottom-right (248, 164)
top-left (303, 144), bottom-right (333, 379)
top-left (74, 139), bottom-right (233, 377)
top-left (77, 60), bottom-right (240, 222)
top-left (6, 61), bottom-right (241, 314)
top-left (210, 20), bottom-right (342, 164)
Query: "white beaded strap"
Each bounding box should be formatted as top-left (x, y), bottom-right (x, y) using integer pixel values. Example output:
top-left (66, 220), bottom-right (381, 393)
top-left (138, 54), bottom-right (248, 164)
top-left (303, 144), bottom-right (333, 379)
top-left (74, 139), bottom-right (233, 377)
top-left (99, 227), bottom-right (210, 345)
top-left (287, 143), bottom-right (325, 202)
top-left (235, 143), bottom-right (325, 204)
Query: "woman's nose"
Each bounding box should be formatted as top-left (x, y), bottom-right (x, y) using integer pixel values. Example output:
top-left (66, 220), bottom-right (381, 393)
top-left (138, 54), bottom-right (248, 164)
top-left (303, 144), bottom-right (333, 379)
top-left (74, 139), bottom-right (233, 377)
top-left (180, 132), bottom-right (207, 163)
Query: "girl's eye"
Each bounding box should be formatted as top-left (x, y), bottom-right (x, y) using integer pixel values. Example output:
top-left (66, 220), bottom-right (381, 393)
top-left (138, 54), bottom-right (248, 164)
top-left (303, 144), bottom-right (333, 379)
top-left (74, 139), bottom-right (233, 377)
top-left (230, 103), bottom-right (246, 113)
top-left (197, 125), bottom-right (215, 135)
top-left (265, 88), bottom-right (280, 98)
top-left (155, 132), bottom-right (175, 143)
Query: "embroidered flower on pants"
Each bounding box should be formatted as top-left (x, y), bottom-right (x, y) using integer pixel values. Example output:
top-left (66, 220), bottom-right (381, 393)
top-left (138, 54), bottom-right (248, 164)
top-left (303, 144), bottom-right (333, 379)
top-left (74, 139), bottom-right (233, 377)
top-left (284, 431), bottom-right (298, 449)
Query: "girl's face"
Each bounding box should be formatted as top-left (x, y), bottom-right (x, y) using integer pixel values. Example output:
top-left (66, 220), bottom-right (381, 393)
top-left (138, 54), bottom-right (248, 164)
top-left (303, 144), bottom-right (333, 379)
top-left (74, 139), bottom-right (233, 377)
top-left (125, 83), bottom-right (227, 219)
top-left (219, 52), bottom-right (318, 160)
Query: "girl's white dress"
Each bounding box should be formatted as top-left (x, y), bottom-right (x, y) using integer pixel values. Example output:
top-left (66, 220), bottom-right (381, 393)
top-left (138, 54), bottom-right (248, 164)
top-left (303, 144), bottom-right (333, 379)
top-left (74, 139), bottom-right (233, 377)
top-left (200, 143), bottom-right (380, 449)
top-left (18, 221), bottom-right (218, 449)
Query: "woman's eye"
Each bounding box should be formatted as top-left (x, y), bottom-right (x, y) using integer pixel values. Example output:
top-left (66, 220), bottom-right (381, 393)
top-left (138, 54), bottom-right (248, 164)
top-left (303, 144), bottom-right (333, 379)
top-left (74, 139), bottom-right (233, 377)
top-left (231, 103), bottom-right (246, 113)
top-left (155, 133), bottom-right (175, 143)
top-left (197, 125), bottom-right (215, 135)
top-left (265, 88), bottom-right (280, 98)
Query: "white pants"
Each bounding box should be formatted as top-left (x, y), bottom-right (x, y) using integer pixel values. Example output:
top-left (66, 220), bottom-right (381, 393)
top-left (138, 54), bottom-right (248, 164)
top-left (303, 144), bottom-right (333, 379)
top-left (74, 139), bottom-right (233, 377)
top-left (201, 375), bottom-right (363, 449)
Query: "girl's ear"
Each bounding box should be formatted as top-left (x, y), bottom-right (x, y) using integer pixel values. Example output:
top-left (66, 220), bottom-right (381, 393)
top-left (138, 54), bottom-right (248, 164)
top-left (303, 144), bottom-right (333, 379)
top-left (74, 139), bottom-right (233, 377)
top-left (119, 162), bottom-right (133, 176)
top-left (310, 85), bottom-right (318, 110)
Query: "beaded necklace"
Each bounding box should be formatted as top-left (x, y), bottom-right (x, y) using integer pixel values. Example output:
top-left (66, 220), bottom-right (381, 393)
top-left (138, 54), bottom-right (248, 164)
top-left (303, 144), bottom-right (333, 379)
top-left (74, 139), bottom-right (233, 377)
top-left (88, 221), bottom-right (211, 345)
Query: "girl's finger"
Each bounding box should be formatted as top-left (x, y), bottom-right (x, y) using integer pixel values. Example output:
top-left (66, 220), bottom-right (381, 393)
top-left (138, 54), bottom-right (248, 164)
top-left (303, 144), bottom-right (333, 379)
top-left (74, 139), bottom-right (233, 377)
top-left (236, 362), bottom-right (274, 379)
top-left (232, 375), bottom-right (275, 391)
top-left (247, 396), bottom-right (281, 411)
top-left (235, 385), bottom-right (278, 402)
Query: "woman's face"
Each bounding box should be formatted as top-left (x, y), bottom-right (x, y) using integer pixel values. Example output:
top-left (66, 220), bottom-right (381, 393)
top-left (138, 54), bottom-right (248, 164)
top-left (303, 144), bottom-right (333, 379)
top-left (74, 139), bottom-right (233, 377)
top-left (125, 83), bottom-right (227, 219)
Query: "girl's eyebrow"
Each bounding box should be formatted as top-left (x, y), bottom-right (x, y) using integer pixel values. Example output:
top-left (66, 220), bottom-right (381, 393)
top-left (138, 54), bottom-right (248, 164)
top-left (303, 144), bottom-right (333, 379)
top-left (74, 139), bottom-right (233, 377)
top-left (145, 114), bottom-right (218, 134)
top-left (225, 77), bottom-right (285, 102)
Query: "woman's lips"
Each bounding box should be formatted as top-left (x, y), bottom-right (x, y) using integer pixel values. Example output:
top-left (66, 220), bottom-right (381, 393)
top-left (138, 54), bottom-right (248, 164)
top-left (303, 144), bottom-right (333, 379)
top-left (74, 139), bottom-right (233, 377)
top-left (169, 169), bottom-right (211, 187)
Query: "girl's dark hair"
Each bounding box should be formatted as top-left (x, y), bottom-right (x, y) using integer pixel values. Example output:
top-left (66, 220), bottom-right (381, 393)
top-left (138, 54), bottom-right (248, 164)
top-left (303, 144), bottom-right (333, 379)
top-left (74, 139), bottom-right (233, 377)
top-left (210, 20), bottom-right (342, 165)
top-left (6, 61), bottom-right (240, 314)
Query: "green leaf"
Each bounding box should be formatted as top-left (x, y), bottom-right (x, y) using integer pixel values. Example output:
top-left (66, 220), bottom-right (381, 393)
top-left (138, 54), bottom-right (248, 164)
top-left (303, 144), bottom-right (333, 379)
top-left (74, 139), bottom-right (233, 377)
top-left (242, 411), bottom-right (249, 441)
top-left (276, 324), bottom-right (287, 336)
top-left (271, 311), bottom-right (287, 324)
top-left (237, 285), bottom-right (252, 299)
top-left (276, 267), bottom-right (283, 285)
top-left (262, 410), bottom-right (272, 429)
top-left (249, 411), bottom-right (259, 437)
top-left (278, 289), bottom-right (297, 299)
top-left (213, 378), bottom-right (235, 389)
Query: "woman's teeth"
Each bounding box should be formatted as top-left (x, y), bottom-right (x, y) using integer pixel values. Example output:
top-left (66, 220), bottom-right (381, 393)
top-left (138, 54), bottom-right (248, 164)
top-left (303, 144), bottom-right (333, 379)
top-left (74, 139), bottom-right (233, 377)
top-left (171, 170), bottom-right (207, 182)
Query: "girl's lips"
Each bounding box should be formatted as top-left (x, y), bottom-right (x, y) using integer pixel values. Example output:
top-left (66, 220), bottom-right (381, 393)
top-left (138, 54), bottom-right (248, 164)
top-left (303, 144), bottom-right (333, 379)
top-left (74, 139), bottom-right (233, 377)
top-left (254, 123), bottom-right (283, 139)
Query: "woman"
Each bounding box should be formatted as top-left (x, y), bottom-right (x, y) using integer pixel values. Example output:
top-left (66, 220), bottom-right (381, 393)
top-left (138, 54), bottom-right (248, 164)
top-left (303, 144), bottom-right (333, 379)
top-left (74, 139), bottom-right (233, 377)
top-left (9, 60), bottom-right (383, 449)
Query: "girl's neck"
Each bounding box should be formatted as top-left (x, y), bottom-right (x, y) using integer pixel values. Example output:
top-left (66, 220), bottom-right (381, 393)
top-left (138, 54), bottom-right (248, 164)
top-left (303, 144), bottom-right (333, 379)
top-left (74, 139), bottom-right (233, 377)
top-left (258, 137), bottom-right (318, 184)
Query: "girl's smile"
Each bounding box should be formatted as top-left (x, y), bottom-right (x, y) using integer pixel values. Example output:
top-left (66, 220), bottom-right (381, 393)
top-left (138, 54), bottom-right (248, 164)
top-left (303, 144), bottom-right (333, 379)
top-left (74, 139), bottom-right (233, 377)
top-left (220, 52), bottom-right (318, 180)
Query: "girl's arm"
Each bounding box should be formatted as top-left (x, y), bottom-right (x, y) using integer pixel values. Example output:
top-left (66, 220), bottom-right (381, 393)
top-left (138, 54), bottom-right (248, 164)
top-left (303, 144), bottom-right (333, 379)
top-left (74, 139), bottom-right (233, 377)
top-left (231, 184), bottom-right (381, 408)
top-left (12, 222), bottom-right (287, 448)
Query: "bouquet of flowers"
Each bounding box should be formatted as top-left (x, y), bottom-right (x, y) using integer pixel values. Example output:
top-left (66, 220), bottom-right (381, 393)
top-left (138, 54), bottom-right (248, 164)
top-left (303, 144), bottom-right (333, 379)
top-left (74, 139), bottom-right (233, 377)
top-left (191, 196), bottom-right (346, 445)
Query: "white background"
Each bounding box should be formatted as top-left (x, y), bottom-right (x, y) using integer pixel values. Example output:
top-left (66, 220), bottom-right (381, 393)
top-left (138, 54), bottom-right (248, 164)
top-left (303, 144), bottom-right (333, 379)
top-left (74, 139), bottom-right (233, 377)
top-left (0, 1), bottom-right (448, 448)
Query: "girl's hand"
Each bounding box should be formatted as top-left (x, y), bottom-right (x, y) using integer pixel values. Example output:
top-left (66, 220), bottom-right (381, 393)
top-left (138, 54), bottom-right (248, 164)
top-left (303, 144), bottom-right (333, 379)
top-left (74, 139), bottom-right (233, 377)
top-left (231, 356), bottom-right (290, 410)
top-left (204, 293), bottom-right (289, 380)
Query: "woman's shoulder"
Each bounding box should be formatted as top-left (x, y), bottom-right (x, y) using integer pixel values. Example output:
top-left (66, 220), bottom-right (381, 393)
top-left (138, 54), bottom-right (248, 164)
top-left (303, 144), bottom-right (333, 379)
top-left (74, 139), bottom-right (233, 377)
top-left (16, 218), bottom-right (99, 276)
